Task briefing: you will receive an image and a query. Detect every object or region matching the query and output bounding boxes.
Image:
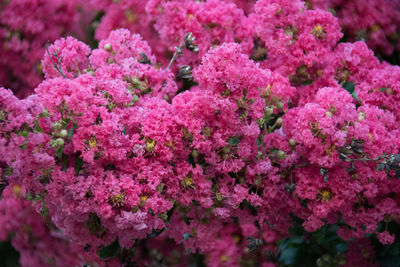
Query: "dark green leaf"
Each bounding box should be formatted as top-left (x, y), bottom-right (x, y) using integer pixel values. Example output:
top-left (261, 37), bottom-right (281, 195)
top-left (67, 127), bottom-right (74, 138)
top-left (342, 81), bottom-right (358, 99)
top-left (99, 239), bottom-right (120, 259)
top-left (61, 155), bottom-right (68, 171)
top-left (56, 146), bottom-right (64, 159)
top-left (228, 137), bottom-right (240, 145)
top-left (19, 141), bottom-right (27, 150)
top-left (33, 109), bottom-right (49, 133)
top-left (34, 120), bottom-right (43, 133)
top-left (279, 247), bottom-right (299, 265)
top-left (0, 241), bottom-right (20, 267)
top-left (74, 157), bottom-right (84, 176)
top-left (67, 123), bottom-right (77, 138)
top-left (342, 81), bottom-right (355, 93)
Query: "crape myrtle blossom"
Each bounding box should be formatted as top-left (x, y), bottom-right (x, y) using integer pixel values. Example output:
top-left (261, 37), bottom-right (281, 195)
top-left (0, 0), bottom-right (93, 97)
top-left (2, 0), bottom-right (399, 99)
top-left (309, 0), bottom-right (400, 59)
top-left (0, 31), bottom-right (297, 265)
top-left (1, 0), bottom-right (400, 266)
top-left (0, 184), bottom-right (103, 267)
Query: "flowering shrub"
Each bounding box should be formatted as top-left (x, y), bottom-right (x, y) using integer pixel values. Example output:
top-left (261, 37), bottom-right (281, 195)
top-left (1, 0), bottom-right (400, 266)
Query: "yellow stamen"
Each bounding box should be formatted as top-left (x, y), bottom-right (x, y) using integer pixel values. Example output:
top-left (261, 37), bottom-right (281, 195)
top-left (89, 136), bottom-right (97, 148)
top-left (181, 175), bottom-right (194, 188)
top-left (220, 255), bottom-right (230, 262)
top-left (164, 140), bottom-right (174, 148)
top-left (314, 24), bottom-right (323, 32)
top-left (145, 138), bottom-right (156, 152)
top-left (233, 234), bottom-right (241, 243)
top-left (12, 185), bottom-right (22, 196)
top-left (325, 144), bottom-right (336, 156)
top-left (110, 192), bottom-right (125, 206)
top-left (319, 189), bottom-right (332, 201)
top-left (139, 196), bottom-right (148, 206)
top-left (371, 24), bottom-right (380, 33)
top-left (312, 24), bottom-right (325, 39)
top-left (125, 10), bottom-right (137, 24)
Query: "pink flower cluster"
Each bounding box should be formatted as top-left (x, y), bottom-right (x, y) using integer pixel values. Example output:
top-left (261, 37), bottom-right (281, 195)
top-left (0, 0), bottom-right (92, 97)
top-left (0, 184), bottom-right (101, 267)
top-left (309, 0), bottom-right (400, 58)
top-left (1, 0), bottom-right (400, 266)
top-left (2, 0), bottom-right (399, 96)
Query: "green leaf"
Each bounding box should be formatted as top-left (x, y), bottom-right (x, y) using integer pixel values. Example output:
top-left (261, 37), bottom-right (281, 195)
top-left (279, 236), bottom-right (303, 248)
top-left (342, 81), bottom-right (355, 93)
top-left (342, 81), bottom-right (358, 99)
top-left (19, 131), bottom-right (28, 137)
top-left (19, 141), bottom-right (27, 150)
top-left (25, 191), bottom-right (34, 201)
top-left (0, 241), bottom-right (20, 267)
top-left (99, 239), bottom-right (120, 259)
top-left (34, 120), bottom-right (43, 133)
top-left (56, 146), bottom-right (64, 159)
top-left (61, 155), bottom-right (68, 172)
top-left (74, 157), bottom-right (84, 176)
top-left (279, 247), bottom-right (299, 265)
top-left (67, 128), bottom-right (74, 138)
top-left (67, 123), bottom-right (77, 138)
top-left (33, 109), bottom-right (50, 133)
top-left (228, 137), bottom-right (240, 145)
top-left (183, 233), bottom-right (193, 242)
top-left (40, 205), bottom-right (49, 217)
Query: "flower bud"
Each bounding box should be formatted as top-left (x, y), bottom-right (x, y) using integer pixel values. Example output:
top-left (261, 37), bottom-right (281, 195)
top-left (275, 117), bottom-right (283, 127)
top-left (257, 117), bottom-right (265, 126)
top-left (55, 138), bottom-right (64, 146)
top-left (222, 145), bottom-right (231, 154)
top-left (191, 149), bottom-right (199, 158)
top-left (264, 106), bottom-right (274, 116)
top-left (132, 94), bottom-right (139, 103)
top-left (0, 110), bottom-right (5, 121)
top-left (337, 257), bottom-right (346, 266)
top-left (59, 129), bottom-right (68, 138)
top-left (322, 254), bottom-right (332, 262)
top-left (104, 43), bottom-right (112, 52)
top-left (277, 150), bottom-right (286, 159)
top-left (184, 32), bottom-right (198, 52)
top-left (289, 138), bottom-right (296, 147)
top-left (52, 122), bottom-right (62, 131)
top-left (261, 86), bottom-right (271, 98)
top-left (177, 65), bottom-right (192, 80)
top-left (358, 111), bottom-right (366, 121)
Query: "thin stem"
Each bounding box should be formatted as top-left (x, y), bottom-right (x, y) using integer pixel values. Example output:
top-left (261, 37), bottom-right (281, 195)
top-left (45, 45), bottom-right (67, 79)
top-left (167, 48), bottom-right (181, 69)
top-left (350, 156), bottom-right (382, 162)
top-left (294, 163), bottom-right (311, 168)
